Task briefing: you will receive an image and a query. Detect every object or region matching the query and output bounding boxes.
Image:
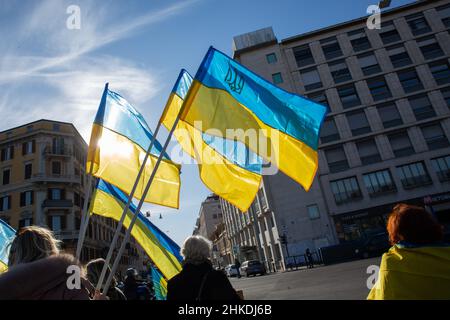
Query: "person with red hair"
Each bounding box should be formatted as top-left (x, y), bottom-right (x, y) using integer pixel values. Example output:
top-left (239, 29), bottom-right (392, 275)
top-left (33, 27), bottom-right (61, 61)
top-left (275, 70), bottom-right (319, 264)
top-left (368, 204), bottom-right (450, 300)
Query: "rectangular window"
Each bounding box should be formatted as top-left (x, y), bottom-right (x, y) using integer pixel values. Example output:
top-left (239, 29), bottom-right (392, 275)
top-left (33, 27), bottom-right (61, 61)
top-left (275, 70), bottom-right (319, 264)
top-left (300, 68), bottom-right (322, 91)
top-left (408, 94), bottom-right (436, 121)
top-left (0, 146), bottom-right (14, 162)
top-left (53, 123), bottom-right (60, 132)
top-left (307, 91), bottom-right (328, 106)
top-left (406, 13), bottom-right (431, 36)
top-left (19, 218), bottom-right (33, 228)
top-left (421, 123), bottom-right (450, 150)
top-left (325, 147), bottom-right (349, 173)
top-left (320, 118), bottom-right (340, 143)
top-left (397, 69), bottom-right (423, 93)
top-left (437, 4), bottom-right (450, 28)
top-left (338, 84), bottom-right (361, 108)
top-left (321, 36), bottom-right (343, 60)
top-left (388, 132), bottom-right (415, 158)
top-left (378, 103), bottom-right (403, 128)
top-left (397, 162), bottom-right (431, 189)
top-left (329, 59), bottom-right (352, 84)
top-left (52, 161), bottom-right (61, 175)
top-left (272, 72), bottom-right (283, 84)
top-left (356, 139), bottom-right (381, 165)
top-left (20, 191), bottom-right (34, 207)
top-left (347, 110), bottom-right (371, 136)
top-left (330, 177), bottom-right (362, 205)
top-left (367, 76), bottom-right (392, 101)
top-left (348, 28), bottom-right (371, 52)
top-left (49, 188), bottom-right (64, 200)
top-left (293, 45), bottom-right (315, 68)
top-left (0, 196), bottom-right (11, 212)
top-left (379, 21), bottom-right (401, 44)
top-left (2, 169), bottom-right (10, 185)
top-left (307, 204), bottom-right (320, 220)
top-left (429, 61), bottom-right (450, 85)
top-left (431, 155), bottom-right (450, 182)
top-left (24, 163), bottom-right (32, 180)
top-left (387, 45), bottom-right (412, 68)
top-left (441, 87), bottom-right (450, 108)
top-left (418, 36), bottom-right (444, 60)
top-left (266, 53), bottom-right (277, 64)
top-left (22, 140), bottom-right (35, 155)
top-left (363, 169), bottom-right (396, 196)
top-left (50, 215), bottom-right (64, 232)
top-left (358, 53), bottom-right (381, 76)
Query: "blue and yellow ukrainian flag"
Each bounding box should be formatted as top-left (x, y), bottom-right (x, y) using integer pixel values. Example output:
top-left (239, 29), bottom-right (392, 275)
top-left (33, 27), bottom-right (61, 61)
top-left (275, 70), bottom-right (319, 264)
top-left (90, 179), bottom-right (183, 280)
top-left (368, 242), bottom-right (450, 300)
top-left (160, 69), bottom-right (263, 212)
top-left (87, 85), bottom-right (181, 208)
top-left (0, 219), bottom-right (15, 273)
top-left (151, 266), bottom-right (168, 300)
top-left (180, 47), bottom-right (328, 191)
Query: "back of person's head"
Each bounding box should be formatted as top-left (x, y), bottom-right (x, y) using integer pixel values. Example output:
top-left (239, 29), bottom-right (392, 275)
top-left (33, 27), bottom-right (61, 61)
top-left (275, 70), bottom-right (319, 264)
top-left (8, 226), bottom-right (60, 267)
top-left (181, 235), bottom-right (212, 265)
top-left (86, 258), bottom-right (117, 289)
top-left (387, 204), bottom-right (444, 245)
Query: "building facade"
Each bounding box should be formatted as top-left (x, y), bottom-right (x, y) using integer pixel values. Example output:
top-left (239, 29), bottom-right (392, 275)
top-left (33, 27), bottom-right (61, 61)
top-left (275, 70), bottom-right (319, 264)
top-left (230, 0), bottom-right (450, 250)
top-left (193, 194), bottom-right (223, 239)
top-left (0, 119), bottom-right (144, 274)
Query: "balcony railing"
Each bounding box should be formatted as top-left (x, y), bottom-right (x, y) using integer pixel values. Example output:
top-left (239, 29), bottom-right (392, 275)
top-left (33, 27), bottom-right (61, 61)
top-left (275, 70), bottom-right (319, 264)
top-left (42, 199), bottom-right (73, 208)
top-left (31, 173), bottom-right (80, 184)
top-left (43, 146), bottom-right (72, 157)
top-left (53, 230), bottom-right (79, 240)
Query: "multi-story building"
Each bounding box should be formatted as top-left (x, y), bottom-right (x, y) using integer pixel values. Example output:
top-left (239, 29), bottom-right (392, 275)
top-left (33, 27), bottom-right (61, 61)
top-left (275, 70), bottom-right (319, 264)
top-left (229, 0), bottom-right (450, 256)
top-left (193, 194), bottom-right (223, 239)
top-left (0, 119), bottom-right (144, 274)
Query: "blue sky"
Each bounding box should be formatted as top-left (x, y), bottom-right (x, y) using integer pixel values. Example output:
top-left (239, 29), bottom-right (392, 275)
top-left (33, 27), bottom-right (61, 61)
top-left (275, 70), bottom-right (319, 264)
top-left (0, 0), bottom-right (414, 246)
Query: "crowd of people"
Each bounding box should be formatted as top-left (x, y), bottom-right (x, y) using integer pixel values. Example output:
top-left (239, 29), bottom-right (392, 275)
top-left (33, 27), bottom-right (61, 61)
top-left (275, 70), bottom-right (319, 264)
top-left (0, 203), bottom-right (448, 300)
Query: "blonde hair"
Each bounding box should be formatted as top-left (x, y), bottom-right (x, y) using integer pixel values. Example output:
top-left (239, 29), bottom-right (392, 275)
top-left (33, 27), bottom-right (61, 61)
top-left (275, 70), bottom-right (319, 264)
top-left (181, 235), bottom-right (212, 264)
top-left (8, 226), bottom-right (60, 267)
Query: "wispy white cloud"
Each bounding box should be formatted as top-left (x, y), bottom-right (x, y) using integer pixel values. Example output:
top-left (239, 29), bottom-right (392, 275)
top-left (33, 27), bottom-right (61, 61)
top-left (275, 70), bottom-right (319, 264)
top-left (0, 0), bottom-right (200, 139)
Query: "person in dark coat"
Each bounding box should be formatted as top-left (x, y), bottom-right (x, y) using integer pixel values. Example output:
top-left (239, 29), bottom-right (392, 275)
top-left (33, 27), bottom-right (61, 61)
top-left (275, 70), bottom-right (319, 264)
top-left (305, 248), bottom-right (314, 269)
top-left (167, 235), bottom-right (241, 301)
top-left (85, 258), bottom-right (126, 300)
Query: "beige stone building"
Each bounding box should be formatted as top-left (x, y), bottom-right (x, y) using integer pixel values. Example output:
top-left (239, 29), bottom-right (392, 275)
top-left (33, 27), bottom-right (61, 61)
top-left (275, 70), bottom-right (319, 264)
top-left (0, 119), bottom-right (145, 275)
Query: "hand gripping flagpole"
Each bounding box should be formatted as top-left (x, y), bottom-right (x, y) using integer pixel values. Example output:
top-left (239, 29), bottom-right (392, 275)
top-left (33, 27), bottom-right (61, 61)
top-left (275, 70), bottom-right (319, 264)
top-left (94, 119), bottom-right (164, 293)
top-left (100, 108), bottom-right (183, 294)
top-left (75, 83), bottom-right (109, 260)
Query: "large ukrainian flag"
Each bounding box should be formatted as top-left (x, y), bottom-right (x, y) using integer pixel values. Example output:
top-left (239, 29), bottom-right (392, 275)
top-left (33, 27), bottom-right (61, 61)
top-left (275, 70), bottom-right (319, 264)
top-left (160, 70), bottom-right (263, 212)
top-left (180, 47), bottom-right (328, 191)
top-left (87, 85), bottom-right (181, 208)
top-left (0, 219), bottom-right (15, 273)
top-left (90, 179), bottom-right (183, 280)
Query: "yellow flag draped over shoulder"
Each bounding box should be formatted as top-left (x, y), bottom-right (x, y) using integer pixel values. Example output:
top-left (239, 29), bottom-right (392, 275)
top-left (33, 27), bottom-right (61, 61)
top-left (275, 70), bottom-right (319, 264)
top-left (91, 179), bottom-right (183, 280)
top-left (160, 70), bottom-right (262, 212)
top-left (87, 85), bottom-right (181, 208)
top-left (368, 243), bottom-right (450, 300)
top-left (180, 47), bottom-right (328, 192)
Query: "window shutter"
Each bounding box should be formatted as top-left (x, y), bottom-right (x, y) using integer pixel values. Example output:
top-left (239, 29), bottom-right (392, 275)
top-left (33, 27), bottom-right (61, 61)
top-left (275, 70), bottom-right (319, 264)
top-left (10, 146), bottom-right (14, 159)
top-left (20, 193), bottom-right (25, 207)
top-left (31, 191), bottom-right (34, 205)
top-left (0, 149), bottom-right (4, 161)
top-left (22, 143), bottom-right (26, 155)
top-left (7, 196), bottom-right (11, 210)
top-left (61, 189), bottom-right (66, 200)
top-left (32, 140), bottom-right (36, 153)
top-left (48, 189), bottom-right (52, 200)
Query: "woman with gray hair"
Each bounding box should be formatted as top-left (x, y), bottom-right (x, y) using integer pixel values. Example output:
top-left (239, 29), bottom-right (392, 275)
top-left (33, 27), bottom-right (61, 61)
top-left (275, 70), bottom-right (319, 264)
top-left (167, 235), bottom-right (240, 301)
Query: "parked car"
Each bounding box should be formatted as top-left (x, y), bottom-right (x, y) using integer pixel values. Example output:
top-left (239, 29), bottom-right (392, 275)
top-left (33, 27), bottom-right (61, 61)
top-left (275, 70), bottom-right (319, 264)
top-left (355, 233), bottom-right (391, 259)
top-left (240, 260), bottom-right (266, 277)
top-left (224, 264), bottom-right (239, 277)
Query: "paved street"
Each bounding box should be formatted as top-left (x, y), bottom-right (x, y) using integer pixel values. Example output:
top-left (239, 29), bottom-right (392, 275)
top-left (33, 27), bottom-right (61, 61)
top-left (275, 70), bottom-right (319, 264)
top-left (230, 257), bottom-right (381, 300)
